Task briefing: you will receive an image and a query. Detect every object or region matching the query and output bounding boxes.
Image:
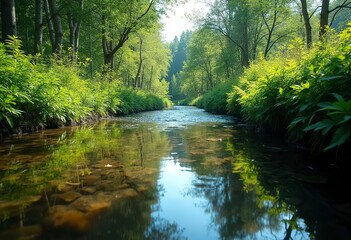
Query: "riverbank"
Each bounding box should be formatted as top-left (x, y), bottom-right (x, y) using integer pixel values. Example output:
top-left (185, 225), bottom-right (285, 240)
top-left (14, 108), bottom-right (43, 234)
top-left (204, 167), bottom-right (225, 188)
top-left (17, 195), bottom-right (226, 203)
top-left (0, 38), bottom-right (171, 137)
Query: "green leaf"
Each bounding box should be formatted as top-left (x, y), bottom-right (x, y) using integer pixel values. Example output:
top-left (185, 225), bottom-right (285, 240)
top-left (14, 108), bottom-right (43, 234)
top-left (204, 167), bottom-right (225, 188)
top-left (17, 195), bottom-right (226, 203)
top-left (304, 119), bottom-right (334, 133)
top-left (324, 125), bottom-right (351, 151)
top-left (4, 115), bottom-right (14, 128)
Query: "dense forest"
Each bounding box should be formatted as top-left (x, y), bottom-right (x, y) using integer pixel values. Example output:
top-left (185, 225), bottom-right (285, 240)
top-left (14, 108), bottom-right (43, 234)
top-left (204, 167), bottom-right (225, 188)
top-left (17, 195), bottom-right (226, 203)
top-left (1, 0), bottom-right (351, 164)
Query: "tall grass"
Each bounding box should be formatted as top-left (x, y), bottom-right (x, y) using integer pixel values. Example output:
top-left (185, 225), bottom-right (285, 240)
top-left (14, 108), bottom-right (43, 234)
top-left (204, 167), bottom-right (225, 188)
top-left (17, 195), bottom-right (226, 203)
top-left (0, 37), bottom-right (171, 133)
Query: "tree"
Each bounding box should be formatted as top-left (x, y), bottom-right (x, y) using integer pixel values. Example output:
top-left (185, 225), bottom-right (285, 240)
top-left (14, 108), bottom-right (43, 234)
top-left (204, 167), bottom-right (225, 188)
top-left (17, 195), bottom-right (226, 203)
top-left (47, 0), bottom-right (63, 53)
top-left (178, 29), bottom-right (224, 98)
top-left (300, 0), bottom-right (312, 47)
top-left (34, 0), bottom-right (43, 54)
top-left (67, 0), bottom-right (84, 61)
top-left (1, 0), bottom-right (17, 42)
top-left (100, 0), bottom-right (156, 70)
top-left (319, 0), bottom-right (330, 38)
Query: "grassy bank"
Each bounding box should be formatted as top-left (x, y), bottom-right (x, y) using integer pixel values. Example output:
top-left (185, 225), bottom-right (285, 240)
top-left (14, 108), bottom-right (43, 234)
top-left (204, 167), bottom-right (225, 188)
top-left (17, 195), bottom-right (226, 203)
top-left (0, 37), bottom-right (171, 135)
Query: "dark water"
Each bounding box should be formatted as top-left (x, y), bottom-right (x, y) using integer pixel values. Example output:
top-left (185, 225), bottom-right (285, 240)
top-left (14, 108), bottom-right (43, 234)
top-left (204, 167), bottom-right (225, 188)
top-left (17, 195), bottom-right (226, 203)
top-left (0, 106), bottom-right (350, 239)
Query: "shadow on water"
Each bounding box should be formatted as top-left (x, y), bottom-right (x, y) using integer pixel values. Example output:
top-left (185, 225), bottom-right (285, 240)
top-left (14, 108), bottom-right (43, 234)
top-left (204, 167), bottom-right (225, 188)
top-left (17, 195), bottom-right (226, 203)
top-left (0, 106), bottom-right (350, 239)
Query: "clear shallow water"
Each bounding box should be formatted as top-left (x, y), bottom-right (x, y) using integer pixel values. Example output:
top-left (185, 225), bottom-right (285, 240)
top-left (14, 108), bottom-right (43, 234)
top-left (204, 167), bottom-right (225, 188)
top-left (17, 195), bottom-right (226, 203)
top-left (0, 106), bottom-right (350, 239)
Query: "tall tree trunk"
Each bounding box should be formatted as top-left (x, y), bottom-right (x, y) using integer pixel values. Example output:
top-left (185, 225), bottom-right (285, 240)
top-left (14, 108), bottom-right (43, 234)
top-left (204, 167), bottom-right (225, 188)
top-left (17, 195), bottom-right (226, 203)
top-left (262, 3), bottom-right (278, 57)
top-left (320, 0), bottom-right (330, 39)
top-left (48, 0), bottom-right (63, 54)
top-left (140, 65), bottom-right (145, 89)
top-left (101, 14), bottom-right (115, 70)
top-left (134, 38), bottom-right (143, 88)
top-left (34, 0), bottom-right (43, 54)
top-left (300, 0), bottom-right (312, 48)
top-left (43, 0), bottom-right (55, 48)
top-left (89, 23), bottom-right (93, 77)
top-left (68, 0), bottom-right (83, 62)
top-left (241, 19), bottom-right (250, 67)
top-left (148, 66), bottom-right (153, 91)
top-left (1, 0), bottom-right (17, 42)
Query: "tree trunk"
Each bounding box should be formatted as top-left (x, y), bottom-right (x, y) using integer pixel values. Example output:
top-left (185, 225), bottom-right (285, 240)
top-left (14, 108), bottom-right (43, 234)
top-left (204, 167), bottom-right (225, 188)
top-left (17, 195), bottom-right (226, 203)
top-left (43, 0), bottom-right (55, 48)
top-left (34, 0), bottom-right (43, 54)
top-left (134, 38), bottom-right (143, 88)
top-left (140, 65), bottom-right (145, 89)
top-left (262, 4), bottom-right (278, 58)
top-left (241, 20), bottom-right (250, 67)
top-left (48, 0), bottom-right (63, 54)
top-left (68, 0), bottom-right (83, 62)
top-left (320, 0), bottom-right (329, 39)
top-left (300, 0), bottom-right (312, 48)
top-left (148, 66), bottom-right (153, 91)
top-left (1, 0), bottom-right (17, 42)
top-left (89, 23), bottom-right (93, 77)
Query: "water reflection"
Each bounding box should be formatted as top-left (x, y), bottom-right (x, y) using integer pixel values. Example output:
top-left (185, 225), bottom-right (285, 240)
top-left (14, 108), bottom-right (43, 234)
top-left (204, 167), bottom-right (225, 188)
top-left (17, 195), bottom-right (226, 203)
top-left (0, 106), bottom-right (350, 239)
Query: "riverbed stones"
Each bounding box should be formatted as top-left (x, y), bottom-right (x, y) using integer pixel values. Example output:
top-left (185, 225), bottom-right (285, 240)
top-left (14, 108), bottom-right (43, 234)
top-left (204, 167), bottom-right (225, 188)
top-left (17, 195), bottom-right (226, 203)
top-left (69, 193), bottom-right (112, 213)
top-left (0, 225), bottom-right (43, 240)
top-left (0, 195), bottom-right (42, 218)
top-left (43, 205), bottom-right (92, 232)
top-left (115, 188), bottom-right (138, 199)
top-left (81, 174), bottom-right (101, 186)
top-left (80, 186), bottom-right (97, 194)
top-left (52, 191), bottom-right (81, 203)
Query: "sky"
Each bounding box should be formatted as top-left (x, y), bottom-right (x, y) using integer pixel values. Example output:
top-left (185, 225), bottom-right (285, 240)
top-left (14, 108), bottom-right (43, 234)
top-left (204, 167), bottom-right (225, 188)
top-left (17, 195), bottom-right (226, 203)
top-left (161, 1), bottom-right (209, 42)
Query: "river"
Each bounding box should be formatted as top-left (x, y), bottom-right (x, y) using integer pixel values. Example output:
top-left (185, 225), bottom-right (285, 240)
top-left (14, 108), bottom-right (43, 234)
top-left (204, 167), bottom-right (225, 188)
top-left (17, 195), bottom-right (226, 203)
top-left (0, 106), bottom-right (350, 239)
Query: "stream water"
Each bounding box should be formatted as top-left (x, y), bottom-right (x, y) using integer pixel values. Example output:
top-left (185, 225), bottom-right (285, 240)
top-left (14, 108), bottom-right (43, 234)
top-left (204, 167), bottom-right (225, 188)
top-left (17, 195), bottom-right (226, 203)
top-left (0, 106), bottom-right (350, 239)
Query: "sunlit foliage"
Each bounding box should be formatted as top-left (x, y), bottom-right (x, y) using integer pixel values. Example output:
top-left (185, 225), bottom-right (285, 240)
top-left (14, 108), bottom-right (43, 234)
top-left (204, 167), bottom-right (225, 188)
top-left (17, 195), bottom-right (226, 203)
top-left (227, 23), bottom-right (351, 152)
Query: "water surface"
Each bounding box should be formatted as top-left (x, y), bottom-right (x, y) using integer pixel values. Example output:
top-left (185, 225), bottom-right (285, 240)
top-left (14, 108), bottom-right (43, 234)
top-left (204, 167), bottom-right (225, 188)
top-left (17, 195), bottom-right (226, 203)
top-left (0, 106), bottom-right (350, 239)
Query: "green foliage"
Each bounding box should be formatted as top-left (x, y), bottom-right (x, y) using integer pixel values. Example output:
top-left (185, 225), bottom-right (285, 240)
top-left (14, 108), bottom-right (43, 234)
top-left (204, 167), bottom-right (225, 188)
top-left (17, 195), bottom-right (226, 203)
top-left (197, 80), bottom-right (235, 114)
top-left (116, 87), bottom-right (170, 115)
top-left (0, 38), bottom-right (171, 133)
top-left (23, 62), bottom-right (92, 127)
top-left (303, 95), bottom-right (351, 151)
top-left (227, 23), bottom-right (351, 152)
top-left (0, 37), bottom-right (32, 128)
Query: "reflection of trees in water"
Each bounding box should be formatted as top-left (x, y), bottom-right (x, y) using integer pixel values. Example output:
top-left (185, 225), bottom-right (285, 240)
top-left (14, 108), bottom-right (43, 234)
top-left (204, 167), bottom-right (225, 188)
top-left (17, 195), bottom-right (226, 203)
top-left (85, 195), bottom-right (186, 240)
top-left (145, 215), bottom-right (187, 240)
top-left (180, 125), bottom-right (310, 239)
top-left (0, 121), bottom-right (171, 233)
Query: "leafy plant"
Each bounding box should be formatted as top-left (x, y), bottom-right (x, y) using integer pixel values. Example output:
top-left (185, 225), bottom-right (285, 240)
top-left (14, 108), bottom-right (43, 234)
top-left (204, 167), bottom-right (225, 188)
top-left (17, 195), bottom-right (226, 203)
top-left (304, 94), bottom-right (351, 151)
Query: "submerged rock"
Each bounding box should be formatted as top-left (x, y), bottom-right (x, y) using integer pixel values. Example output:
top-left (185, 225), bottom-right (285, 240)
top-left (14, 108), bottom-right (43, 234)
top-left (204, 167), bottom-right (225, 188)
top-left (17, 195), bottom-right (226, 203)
top-left (0, 225), bottom-right (42, 240)
top-left (52, 191), bottom-right (81, 203)
top-left (115, 188), bottom-right (138, 199)
top-left (82, 174), bottom-right (101, 186)
top-left (69, 193), bottom-right (112, 213)
top-left (80, 186), bottom-right (97, 195)
top-left (0, 195), bottom-right (42, 218)
top-left (43, 205), bottom-right (92, 233)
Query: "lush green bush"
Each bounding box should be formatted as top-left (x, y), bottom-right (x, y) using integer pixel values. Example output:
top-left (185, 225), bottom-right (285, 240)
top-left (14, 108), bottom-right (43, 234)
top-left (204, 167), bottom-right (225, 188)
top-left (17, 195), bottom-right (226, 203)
top-left (197, 81), bottom-right (235, 114)
top-left (0, 38), bottom-right (171, 133)
top-left (288, 26), bottom-right (351, 151)
top-left (0, 37), bottom-right (32, 128)
top-left (116, 87), bottom-right (169, 115)
top-left (227, 47), bottom-right (302, 132)
top-left (227, 23), bottom-right (351, 152)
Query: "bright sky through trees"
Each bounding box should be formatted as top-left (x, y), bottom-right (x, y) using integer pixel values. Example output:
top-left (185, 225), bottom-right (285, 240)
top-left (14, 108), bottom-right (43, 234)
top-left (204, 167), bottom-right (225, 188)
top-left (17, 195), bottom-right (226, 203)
top-left (161, 0), bottom-right (209, 42)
